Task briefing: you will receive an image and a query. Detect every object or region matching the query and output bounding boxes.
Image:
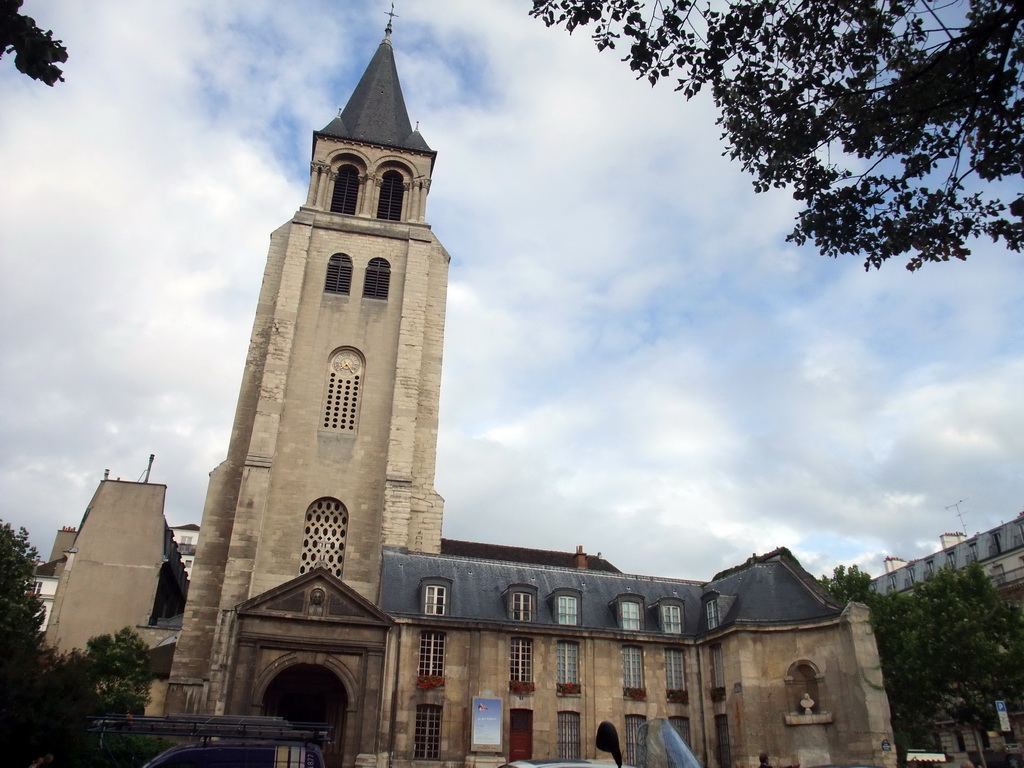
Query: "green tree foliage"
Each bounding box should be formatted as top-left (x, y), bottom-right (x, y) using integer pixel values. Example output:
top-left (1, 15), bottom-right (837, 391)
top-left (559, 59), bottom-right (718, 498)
top-left (530, 0), bottom-right (1024, 270)
top-left (819, 563), bottom-right (874, 605)
top-left (0, 520), bottom-right (98, 765)
top-left (820, 561), bottom-right (1024, 750)
top-left (1, 0), bottom-right (68, 85)
top-left (87, 626), bottom-right (154, 714)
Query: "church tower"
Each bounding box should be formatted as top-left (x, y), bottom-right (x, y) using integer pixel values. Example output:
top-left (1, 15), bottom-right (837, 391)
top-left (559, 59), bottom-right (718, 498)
top-left (166, 29), bottom-right (449, 742)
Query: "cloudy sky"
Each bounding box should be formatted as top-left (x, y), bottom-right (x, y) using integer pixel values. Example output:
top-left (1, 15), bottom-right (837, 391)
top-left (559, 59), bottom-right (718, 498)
top-left (2, 1), bottom-right (1022, 583)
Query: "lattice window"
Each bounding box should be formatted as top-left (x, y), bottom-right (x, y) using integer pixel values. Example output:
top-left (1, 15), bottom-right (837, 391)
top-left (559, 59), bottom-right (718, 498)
top-left (324, 254), bottom-right (353, 295)
top-left (557, 711), bottom-right (581, 760)
top-left (414, 704), bottom-right (442, 760)
top-left (509, 637), bottom-right (533, 682)
top-left (557, 594), bottom-right (578, 625)
top-left (418, 631), bottom-right (446, 677)
top-left (512, 591), bottom-right (534, 621)
top-left (322, 349), bottom-right (363, 431)
top-left (661, 603), bottom-right (682, 633)
top-left (376, 170), bottom-right (404, 220)
top-left (706, 598), bottom-right (720, 629)
top-left (625, 715), bottom-right (646, 767)
top-left (299, 498), bottom-right (347, 577)
top-left (715, 715), bottom-right (731, 768)
top-left (622, 645), bottom-right (644, 689)
top-left (330, 165), bottom-right (359, 215)
top-left (363, 257), bottom-right (390, 300)
top-left (424, 584), bottom-right (447, 615)
top-left (666, 648), bottom-right (686, 690)
top-left (557, 641), bottom-right (579, 684)
top-left (669, 717), bottom-right (691, 746)
top-left (620, 600), bottom-right (641, 630)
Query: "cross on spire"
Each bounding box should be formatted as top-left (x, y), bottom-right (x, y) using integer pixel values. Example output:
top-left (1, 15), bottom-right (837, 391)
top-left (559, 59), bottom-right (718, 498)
top-left (385, 3), bottom-right (398, 36)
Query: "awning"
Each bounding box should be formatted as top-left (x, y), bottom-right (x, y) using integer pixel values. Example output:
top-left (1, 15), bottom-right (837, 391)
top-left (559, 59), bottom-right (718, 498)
top-left (907, 753), bottom-right (947, 762)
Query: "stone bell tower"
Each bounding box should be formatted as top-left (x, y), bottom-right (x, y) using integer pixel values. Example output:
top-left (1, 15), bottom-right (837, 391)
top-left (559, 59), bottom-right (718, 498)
top-left (166, 29), bottom-right (449, 731)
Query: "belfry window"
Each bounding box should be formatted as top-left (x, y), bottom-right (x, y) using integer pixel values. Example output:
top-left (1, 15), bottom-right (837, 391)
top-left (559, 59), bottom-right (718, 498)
top-left (330, 165), bottom-right (359, 215)
top-left (376, 170), bottom-right (404, 220)
top-left (363, 258), bottom-right (391, 300)
top-left (299, 498), bottom-right (347, 578)
top-left (324, 254), bottom-right (352, 294)
top-left (322, 349), bottom-right (363, 431)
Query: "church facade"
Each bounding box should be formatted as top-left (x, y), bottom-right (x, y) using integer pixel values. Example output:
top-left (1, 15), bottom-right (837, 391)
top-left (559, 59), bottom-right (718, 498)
top-left (165, 30), bottom-right (895, 768)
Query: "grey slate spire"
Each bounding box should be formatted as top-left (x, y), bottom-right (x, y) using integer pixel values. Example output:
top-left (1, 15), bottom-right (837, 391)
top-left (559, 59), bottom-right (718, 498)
top-left (319, 31), bottom-right (432, 153)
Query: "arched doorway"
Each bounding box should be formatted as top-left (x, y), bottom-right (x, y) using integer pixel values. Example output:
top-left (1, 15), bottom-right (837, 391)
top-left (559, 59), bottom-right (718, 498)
top-left (263, 664), bottom-right (347, 768)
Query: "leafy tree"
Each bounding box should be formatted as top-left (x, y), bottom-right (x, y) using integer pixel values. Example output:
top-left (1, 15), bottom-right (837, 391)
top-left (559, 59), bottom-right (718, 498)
top-left (87, 626), bottom-right (154, 714)
top-left (531, 0), bottom-right (1024, 271)
top-left (1, 0), bottom-right (68, 85)
top-left (819, 563), bottom-right (875, 605)
top-left (0, 520), bottom-right (44, 655)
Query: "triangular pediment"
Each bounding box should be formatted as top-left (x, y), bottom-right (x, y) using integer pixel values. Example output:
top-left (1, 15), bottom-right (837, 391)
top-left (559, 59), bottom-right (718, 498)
top-left (236, 568), bottom-right (392, 627)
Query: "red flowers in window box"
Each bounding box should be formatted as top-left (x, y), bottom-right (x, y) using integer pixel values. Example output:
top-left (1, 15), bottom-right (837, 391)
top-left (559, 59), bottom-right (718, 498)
top-left (416, 674), bottom-right (444, 690)
top-left (623, 686), bottom-right (647, 700)
top-left (667, 688), bottom-right (688, 704)
top-left (509, 680), bottom-right (535, 694)
top-left (557, 682), bottom-right (581, 696)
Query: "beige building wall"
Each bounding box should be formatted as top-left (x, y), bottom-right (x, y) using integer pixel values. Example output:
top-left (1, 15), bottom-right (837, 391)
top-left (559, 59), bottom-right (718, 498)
top-left (45, 479), bottom-right (170, 651)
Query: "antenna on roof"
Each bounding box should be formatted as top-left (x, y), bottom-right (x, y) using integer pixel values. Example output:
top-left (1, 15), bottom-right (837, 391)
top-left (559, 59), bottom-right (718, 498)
top-left (945, 498), bottom-right (969, 534)
top-left (385, 3), bottom-right (398, 36)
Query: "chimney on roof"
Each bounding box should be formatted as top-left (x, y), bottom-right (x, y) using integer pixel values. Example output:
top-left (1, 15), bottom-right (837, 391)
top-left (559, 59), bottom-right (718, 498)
top-left (884, 556), bottom-right (907, 573)
top-left (573, 545), bottom-right (589, 570)
top-left (940, 532), bottom-right (966, 550)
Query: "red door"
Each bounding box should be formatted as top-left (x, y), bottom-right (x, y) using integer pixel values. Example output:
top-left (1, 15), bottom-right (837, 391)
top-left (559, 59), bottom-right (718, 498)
top-left (509, 709), bottom-right (533, 761)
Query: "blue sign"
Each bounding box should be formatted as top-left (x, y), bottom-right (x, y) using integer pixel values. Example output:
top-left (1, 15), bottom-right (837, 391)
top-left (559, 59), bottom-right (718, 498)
top-left (882, 740), bottom-right (892, 751)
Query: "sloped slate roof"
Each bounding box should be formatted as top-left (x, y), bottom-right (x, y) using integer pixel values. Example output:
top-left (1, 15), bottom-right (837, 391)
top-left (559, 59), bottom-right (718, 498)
top-left (318, 35), bottom-right (432, 154)
top-left (379, 547), bottom-right (843, 636)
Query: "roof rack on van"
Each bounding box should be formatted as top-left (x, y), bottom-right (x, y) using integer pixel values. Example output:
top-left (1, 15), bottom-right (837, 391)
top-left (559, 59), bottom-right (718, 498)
top-left (86, 714), bottom-right (334, 745)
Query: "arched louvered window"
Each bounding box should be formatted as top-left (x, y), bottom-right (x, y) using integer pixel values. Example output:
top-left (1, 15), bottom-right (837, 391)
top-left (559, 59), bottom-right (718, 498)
top-left (363, 257), bottom-right (391, 300)
top-left (376, 170), bottom-right (404, 221)
top-left (330, 165), bottom-right (359, 215)
top-left (300, 497), bottom-right (348, 578)
top-left (324, 254), bottom-right (352, 294)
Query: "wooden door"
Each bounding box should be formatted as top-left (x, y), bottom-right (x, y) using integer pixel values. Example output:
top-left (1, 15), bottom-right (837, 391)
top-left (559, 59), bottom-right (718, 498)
top-left (509, 709), bottom-right (533, 761)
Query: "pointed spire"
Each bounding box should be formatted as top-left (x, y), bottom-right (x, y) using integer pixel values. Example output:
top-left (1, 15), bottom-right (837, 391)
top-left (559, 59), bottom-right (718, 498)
top-left (319, 29), bottom-right (432, 153)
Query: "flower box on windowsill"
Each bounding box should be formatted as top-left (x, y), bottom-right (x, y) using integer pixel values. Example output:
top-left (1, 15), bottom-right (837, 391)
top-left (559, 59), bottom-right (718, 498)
top-left (623, 686), bottom-right (647, 701)
top-left (510, 680), bottom-right (535, 695)
top-left (710, 686), bottom-right (727, 702)
top-left (667, 688), bottom-right (688, 704)
top-left (416, 674), bottom-right (444, 690)
top-left (557, 682), bottom-right (581, 696)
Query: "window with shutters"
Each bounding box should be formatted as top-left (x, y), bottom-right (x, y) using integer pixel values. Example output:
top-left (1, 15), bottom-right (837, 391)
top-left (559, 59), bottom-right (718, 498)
top-left (363, 257), bottom-right (391, 300)
top-left (299, 498), bottom-right (347, 577)
top-left (324, 254), bottom-right (353, 294)
top-left (330, 165), bottom-right (359, 215)
top-left (376, 170), bottom-right (405, 220)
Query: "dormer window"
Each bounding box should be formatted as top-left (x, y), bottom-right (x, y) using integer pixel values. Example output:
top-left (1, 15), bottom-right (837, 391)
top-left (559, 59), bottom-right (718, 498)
top-left (551, 588), bottom-right (581, 626)
top-left (506, 584), bottom-right (538, 622)
top-left (660, 603), bottom-right (683, 634)
top-left (614, 597), bottom-right (644, 631)
top-left (512, 591), bottom-right (534, 622)
top-left (705, 598), bottom-right (720, 630)
top-left (422, 581), bottom-right (450, 616)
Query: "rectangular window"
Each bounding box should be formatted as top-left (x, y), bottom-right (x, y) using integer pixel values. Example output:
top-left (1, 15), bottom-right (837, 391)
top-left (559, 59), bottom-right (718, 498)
top-left (414, 704), bottom-right (442, 760)
top-left (705, 599), bottom-right (719, 629)
top-left (34, 581), bottom-right (43, 595)
top-left (424, 585), bottom-right (446, 616)
top-left (946, 551), bottom-right (957, 569)
top-left (968, 542), bottom-right (978, 562)
top-left (711, 644), bottom-right (724, 688)
top-left (620, 601), bottom-right (641, 630)
top-left (512, 591), bottom-right (534, 622)
top-left (622, 646), bottom-right (644, 689)
top-left (510, 638), bottom-right (533, 682)
top-left (557, 641), bottom-right (579, 684)
top-left (557, 595), bottom-right (578, 625)
top-left (991, 532), bottom-right (1002, 556)
top-left (557, 711), bottom-right (581, 760)
top-left (924, 560), bottom-right (935, 577)
top-left (625, 715), bottom-right (646, 767)
top-left (418, 631), bottom-right (445, 677)
top-left (715, 715), bottom-right (731, 768)
top-left (669, 717), bottom-right (691, 746)
top-left (665, 648), bottom-right (686, 690)
top-left (661, 604), bottom-right (682, 633)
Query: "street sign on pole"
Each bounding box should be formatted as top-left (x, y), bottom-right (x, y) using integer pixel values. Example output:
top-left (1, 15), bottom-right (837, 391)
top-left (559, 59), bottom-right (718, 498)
top-left (996, 700), bottom-right (1011, 733)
